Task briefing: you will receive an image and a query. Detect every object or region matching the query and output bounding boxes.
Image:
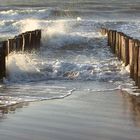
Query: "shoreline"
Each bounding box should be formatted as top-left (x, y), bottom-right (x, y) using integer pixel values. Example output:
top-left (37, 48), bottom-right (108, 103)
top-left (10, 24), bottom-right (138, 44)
top-left (0, 89), bottom-right (140, 140)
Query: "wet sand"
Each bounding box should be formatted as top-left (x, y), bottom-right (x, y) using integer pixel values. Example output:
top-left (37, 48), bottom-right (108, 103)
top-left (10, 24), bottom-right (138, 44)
top-left (0, 90), bottom-right (140, 140)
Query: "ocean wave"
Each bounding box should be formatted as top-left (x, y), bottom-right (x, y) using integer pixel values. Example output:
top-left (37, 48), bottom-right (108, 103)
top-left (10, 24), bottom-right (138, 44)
top-left (3, 19), bottom-right (133, 86)
top-left (0, 9), bottom-right (139, 100)
top-left (0, 8), bottom-right (49, 18)
top-left (0, 7), bottom-right (81, 21)
top-left (5, 51), bottom-right (131, 85)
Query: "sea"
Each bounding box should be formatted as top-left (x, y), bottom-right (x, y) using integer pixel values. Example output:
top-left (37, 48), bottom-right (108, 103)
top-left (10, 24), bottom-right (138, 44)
top-left (0, 0), bottom-right (140, 107)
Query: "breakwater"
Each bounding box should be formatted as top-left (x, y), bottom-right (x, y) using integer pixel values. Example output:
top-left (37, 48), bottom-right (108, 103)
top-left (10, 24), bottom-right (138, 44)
top-left (100, 28), bottom-right (140, 88)
top-left (0, 30), bottom-right (41, 80)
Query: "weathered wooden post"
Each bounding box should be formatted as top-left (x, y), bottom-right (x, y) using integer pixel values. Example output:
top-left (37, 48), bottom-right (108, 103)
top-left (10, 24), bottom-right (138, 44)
top-left (2, 41), bottom-right (8, 57)
top-left (35, 29), bottom-right (41, 50)
top-left (7, 39), bottom-right (10, 55)
top-left (0, 43), bottom-right (6, 79)
top-left (22, 32), bottom-right (30, 52)
top-left (138, 41), bottom-right (140, 88)
top-left (118, 32), bottom-right (122, 59)
top-left (115, 32), bottom-right (119, 56)
top-left (110, 30), bottom-right (113, 48)
top-left (30, 31), bottom-right (36, 50)
top-left (133, 39), bottom-right (139, 84)
top-left (8, 38), bottom-right (17, 53)
top-left (121, 35), bottom-right (129, 66)
top-left (15, 35), bottom-right (24, 52)
top-left (119, 33), bottom-right (126, 61)
top-left (107, 30), bottom-right (111, 46)
top-left (111, 30), bottom-right (116, 53)
top-left (124, 36), bottom-right (129, 66)
top-left (121, 35), bottom-right (125, 62)
top-left (129, 38), bottom-right (135, 79)
top-left (8, 39), bottom-right (14, 53)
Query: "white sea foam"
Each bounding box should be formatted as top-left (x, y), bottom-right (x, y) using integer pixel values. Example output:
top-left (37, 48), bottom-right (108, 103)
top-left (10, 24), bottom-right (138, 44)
top-left (5, 50), bottom-right (132, 86)
top-left (0, 8), bottom-right (50, 21)
top-left (6, 52), bottom-right (42, 82)
top-left (11, 19), bottom-right (44, 33)
top-left (0, 86), bottom-right (75, 107)
top-left (77, 17), bottom-right (82, 21)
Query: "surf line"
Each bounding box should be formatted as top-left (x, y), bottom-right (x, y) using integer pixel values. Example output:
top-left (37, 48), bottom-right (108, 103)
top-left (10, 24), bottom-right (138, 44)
top-left (0, 29), bottom-right (41, 80)
top-left (100, 28), bottom-right (140, 89)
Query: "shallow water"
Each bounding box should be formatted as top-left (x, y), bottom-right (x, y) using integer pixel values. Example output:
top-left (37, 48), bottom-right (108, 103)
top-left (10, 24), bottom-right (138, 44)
top-left (0, 88), bottom-right (140, 140)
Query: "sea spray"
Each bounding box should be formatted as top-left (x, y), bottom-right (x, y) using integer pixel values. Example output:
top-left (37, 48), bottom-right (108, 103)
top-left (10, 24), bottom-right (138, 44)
top-left (6, 52), bottom-right (42, 83)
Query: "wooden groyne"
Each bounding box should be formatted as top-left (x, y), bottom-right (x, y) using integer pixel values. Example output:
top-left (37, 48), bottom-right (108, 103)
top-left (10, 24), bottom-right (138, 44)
top-left (0, 30), bottom-right (41, 80)
top-left (100, 28), bottom-right (140, 88)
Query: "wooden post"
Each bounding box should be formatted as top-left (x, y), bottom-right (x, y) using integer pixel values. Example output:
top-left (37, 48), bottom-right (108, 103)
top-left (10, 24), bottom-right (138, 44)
top-left (30, 31), bottom-right (36, 50)
top-left (22, 32), bottom-right (30, 52)
top-left (0, 43), bottom-right (6, 79)
top-left (35, 30), bottom-right (41, 49)
top-left (15, 35), bottom-right (24, 52)
top-left (115, 32), bottom-right (119, 56)
top-left (124, 36), bottom-right (129, 66)
top-left (2, 41), bottom-right (8, 57)
top-left (118, 32), bottom-right (122, 59)
top-left (110, 30), bottom-right (113, 48)
top-left (107, 30), bottom-right (111, 46)
top-left (120, 33), bottom-right (126, 61)
top-left (133, 39), bottom-right (139, 84)
top-left (8, 39), bottom-right (13, 53)
top-left (121, 35), bottom-right (125, 63)
top-left (111, 30), bottom-right (116, 53)
top-left (7, 38), bottom-right (16, 54)
top-left (121, 35), bottom-right (129, 66)
top-left (7, 39), bottom-right (10, 55)
top-left (129, 38), bottom-right (135, 79)
top-left (138, 41), bottom-right (140, 88)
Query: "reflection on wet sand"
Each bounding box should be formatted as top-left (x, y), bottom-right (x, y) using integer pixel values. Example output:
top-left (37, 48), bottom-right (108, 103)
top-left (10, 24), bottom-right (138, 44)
top-left (121, 90), bottom-right (140, 127)
top-left (0, 90), bottom-right (140, 140)
top-left (0, 102), bottom-right (29, 120)
top-left (0, 91), bottom-right (140, 126)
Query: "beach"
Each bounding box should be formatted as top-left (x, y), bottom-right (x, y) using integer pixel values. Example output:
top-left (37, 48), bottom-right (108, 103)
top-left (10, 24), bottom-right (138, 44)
top-left (0, 85), bottom-right (140, 140)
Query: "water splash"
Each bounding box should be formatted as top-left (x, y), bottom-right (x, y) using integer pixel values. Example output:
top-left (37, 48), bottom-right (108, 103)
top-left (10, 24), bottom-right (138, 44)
top-left (6, 52), bottom-right (42, 83)
top-left (16, 19), bottom-right (41, 33)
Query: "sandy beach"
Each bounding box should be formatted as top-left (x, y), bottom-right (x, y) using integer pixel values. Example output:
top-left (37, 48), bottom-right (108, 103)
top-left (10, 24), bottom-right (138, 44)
top-left (0, 89), bottom-right (140, 140)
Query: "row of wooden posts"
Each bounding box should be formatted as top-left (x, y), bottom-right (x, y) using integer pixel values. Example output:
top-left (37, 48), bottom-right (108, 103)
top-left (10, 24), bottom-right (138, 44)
top-left (0, 30), bottom-right (41, 79)
top-left (100, 28), bottom-right (140, 88)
